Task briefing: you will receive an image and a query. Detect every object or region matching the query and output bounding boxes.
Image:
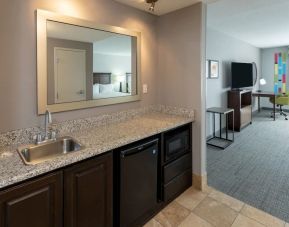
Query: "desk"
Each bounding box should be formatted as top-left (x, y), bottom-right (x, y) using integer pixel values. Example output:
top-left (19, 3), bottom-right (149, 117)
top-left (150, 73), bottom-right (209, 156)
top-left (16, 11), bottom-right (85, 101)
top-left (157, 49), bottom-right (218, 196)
top-left (252, 91), bottom-right (276, 121)
top-left (207, 107), bottom-right (234, 149)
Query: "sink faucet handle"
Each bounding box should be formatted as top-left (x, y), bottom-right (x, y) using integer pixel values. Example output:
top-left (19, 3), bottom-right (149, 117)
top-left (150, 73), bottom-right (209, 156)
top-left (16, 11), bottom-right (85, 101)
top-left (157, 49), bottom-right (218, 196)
top-left (32, 134), bottom-right (37, 142)
top-left (51, 131), bottom-right (57, 140)
top-left (33, 133), bottom-right (43, 144)
top-left (37, 134), bottom-right (43, 143)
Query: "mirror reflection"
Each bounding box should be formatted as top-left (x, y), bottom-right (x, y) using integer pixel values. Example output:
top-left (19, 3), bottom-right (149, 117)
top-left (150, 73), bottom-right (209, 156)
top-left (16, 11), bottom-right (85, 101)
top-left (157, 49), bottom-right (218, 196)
top-left (46, 21), bottom-right (137, 104)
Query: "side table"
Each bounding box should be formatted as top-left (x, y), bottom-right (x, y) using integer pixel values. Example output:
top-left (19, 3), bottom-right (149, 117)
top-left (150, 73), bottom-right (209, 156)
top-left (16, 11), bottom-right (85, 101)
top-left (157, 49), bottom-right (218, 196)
top-left (207, 107), bottom-right (234, 149)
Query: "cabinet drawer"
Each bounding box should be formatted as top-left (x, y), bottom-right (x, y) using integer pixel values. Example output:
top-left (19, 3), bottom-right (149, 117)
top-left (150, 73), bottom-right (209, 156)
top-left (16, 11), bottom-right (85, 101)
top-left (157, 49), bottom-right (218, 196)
top-left (163, 169), bottom-right (192, 202)
top-left (163, 153), bottom-right (192, 184)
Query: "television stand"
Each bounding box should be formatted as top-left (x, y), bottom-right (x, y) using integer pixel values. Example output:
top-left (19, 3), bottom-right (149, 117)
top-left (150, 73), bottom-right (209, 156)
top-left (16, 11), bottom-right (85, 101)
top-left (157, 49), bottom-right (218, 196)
top-left (231, 88), bottom-right (243, 91)
top-left (228, 90), bottom-right (252, 131)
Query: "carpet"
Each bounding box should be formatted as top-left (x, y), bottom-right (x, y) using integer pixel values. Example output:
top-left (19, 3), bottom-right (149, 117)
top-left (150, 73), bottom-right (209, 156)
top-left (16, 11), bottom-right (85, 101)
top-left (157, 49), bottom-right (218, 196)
top-left (207, 109), bottom-right (289, 222)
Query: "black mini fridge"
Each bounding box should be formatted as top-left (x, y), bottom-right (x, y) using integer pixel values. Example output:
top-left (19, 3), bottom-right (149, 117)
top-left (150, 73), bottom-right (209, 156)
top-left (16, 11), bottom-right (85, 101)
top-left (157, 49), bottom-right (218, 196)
top-left (118, 139), bottom-right (159, 227)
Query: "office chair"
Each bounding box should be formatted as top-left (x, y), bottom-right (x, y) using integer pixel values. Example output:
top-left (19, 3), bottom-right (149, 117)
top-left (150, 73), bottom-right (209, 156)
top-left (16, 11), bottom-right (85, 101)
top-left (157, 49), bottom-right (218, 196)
top-left (270, 92), bottom-right (289, 120)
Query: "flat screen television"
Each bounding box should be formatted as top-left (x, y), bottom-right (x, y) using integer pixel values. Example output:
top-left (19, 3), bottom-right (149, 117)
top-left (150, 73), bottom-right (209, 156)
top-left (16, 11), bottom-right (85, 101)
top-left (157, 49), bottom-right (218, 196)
top-left (231, 62), bottom-right (253, 89)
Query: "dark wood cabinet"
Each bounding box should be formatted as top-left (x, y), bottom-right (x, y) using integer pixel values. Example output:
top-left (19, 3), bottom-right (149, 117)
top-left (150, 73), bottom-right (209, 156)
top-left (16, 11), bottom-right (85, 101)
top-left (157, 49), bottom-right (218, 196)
top-left (163, 153), bottom-right (192, 184)
top-left (64, 153), bottom-right (113, 227)
top-left (0, 153), bottom-right (113, 227)
top-left (0, 172), bottom-right (63, 227)
top-left (0, 123), bottom-right (192, 227)
top-left (228, 90), bottom-right (252, 131)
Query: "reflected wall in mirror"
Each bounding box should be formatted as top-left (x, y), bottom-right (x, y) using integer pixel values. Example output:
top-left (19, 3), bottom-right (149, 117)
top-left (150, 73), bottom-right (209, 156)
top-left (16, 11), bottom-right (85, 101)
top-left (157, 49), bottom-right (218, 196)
top-left (37, 10), bottom-right (141, 114)
top-left (47, 21), bottom-right (137, 104)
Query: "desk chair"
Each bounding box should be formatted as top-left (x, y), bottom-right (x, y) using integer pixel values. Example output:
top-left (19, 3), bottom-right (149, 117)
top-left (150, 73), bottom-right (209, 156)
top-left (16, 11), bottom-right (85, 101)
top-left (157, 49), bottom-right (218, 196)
top-left (270, 92), bottom-right (289, 120)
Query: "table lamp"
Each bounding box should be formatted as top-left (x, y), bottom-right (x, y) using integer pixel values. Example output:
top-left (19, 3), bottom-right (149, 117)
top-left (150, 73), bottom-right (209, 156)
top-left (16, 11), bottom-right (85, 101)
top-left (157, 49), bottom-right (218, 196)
top-left (257, 78), bottom-right (266, 92)
top-left (116, 75), bottom-right (125, 92)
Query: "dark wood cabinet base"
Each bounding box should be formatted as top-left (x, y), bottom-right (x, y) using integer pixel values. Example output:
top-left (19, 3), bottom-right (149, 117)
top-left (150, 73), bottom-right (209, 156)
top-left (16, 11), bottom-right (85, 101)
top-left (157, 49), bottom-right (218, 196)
top-left (228, 90), bottom-right (252, 131)
top-left (64, 153), bottom-right (113, 227)
top-left (163, 169), bottom-right (192, 202)
top-left (0, 123), bottom-right (193, 227)
top-left (0, 172), bottom-right (63, 227)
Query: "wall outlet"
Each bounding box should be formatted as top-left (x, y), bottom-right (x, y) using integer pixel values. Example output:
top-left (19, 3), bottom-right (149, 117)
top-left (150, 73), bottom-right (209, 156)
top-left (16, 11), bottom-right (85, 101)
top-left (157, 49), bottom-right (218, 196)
top-left (143, 84), bottom-right (148, 94)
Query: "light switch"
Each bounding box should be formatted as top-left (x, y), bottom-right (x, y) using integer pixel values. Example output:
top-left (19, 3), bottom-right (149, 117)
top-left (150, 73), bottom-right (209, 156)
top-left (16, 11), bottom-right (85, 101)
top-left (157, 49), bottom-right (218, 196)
top-left (143, 84), bottom-right (148, 94)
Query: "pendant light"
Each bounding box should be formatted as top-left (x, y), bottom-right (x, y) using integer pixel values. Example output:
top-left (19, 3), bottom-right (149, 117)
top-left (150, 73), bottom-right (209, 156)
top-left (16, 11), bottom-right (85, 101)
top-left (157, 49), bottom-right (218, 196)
top-left (146, 0), bottom-right (158, 12)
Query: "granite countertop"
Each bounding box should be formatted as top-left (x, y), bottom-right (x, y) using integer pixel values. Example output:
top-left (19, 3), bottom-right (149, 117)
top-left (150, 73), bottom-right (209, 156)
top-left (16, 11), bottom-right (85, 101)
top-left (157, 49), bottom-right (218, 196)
top-left (0, 112), bottom-right (193, 189)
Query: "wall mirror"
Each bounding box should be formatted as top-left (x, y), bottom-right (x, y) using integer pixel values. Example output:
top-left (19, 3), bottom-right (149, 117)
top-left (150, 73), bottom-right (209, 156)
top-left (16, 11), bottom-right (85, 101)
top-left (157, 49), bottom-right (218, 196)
top-left (37, 10), bottom-right (141, 114)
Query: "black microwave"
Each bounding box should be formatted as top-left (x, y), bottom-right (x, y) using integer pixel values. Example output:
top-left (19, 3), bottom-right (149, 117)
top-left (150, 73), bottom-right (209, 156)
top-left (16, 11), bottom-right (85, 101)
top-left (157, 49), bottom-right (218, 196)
top-left (164, 125), bottom-right (191, 162)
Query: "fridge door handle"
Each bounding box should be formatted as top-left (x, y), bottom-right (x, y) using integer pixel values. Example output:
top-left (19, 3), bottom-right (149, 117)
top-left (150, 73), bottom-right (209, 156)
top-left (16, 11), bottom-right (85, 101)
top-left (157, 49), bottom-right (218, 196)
top-left (121, 139), bottom-right (159, 158)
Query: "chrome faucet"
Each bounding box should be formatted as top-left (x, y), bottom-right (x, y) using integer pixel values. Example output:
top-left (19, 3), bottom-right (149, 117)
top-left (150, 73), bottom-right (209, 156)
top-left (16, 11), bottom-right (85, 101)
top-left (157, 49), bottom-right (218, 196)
top-left (34, 110), bottom-right (56, 144)
top-left (44, 110), bottom-right (52, 140)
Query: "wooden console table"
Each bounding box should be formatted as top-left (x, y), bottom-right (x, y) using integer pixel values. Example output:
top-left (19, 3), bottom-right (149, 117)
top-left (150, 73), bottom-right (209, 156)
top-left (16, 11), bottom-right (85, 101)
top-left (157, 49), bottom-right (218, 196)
top-left (252, 91), bottom-right (276, 121)
top-left (228, 90), bottom-right (252, 131)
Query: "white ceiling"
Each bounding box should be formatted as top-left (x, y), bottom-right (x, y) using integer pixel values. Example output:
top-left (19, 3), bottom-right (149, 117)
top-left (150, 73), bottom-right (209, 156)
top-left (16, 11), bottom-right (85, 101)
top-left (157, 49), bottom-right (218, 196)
top-left (114, 0), bottom-right (203, 16)
top-left (207, 0), bottom-right (289, 48)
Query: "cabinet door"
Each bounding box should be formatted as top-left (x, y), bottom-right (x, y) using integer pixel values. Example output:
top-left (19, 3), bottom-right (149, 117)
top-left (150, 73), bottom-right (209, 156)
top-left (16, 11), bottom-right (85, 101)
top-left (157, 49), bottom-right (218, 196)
top-left (64, 152), bottom-right (113, 227)
top-left (0, 172), bottom-right (63, 227)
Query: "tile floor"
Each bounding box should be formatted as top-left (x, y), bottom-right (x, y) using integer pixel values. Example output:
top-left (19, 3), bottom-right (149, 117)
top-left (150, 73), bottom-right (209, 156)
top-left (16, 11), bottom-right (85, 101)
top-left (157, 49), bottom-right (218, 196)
top-left (144, 187), bottom-right (288, 227)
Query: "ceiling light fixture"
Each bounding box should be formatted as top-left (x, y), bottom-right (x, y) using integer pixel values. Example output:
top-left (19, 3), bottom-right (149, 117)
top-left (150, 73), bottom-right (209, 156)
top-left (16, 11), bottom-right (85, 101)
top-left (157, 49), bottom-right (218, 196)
top-left (146, 0), bottom-right (158, 12)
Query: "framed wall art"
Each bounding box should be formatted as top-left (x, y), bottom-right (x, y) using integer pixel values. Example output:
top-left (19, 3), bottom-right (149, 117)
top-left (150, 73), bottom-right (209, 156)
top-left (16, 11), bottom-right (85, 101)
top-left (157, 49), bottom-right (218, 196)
top-left (208, 60), bottom-right (219, 79)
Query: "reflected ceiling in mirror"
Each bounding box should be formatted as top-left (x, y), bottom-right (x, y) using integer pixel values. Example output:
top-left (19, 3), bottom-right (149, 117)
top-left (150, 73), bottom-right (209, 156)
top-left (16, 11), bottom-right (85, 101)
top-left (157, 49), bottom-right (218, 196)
top-left (37, 10), bottom-right (141, 114)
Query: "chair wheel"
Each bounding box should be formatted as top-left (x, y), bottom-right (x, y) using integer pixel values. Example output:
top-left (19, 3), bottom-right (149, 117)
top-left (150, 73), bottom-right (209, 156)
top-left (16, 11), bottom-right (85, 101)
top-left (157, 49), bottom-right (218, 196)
top-left (286, 118), bottom-right (288, 120)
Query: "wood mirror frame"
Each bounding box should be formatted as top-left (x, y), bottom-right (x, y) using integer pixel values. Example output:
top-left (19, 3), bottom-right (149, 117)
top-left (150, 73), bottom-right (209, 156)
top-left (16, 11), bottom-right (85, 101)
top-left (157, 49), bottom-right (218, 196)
top-left (37, 9), bottom-right (141, 114)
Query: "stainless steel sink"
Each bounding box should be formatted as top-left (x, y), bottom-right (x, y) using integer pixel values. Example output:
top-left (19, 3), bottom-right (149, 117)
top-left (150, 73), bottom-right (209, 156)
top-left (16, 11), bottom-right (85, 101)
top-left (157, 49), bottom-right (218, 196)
top-left (17, 136), bottom-right (84, 165)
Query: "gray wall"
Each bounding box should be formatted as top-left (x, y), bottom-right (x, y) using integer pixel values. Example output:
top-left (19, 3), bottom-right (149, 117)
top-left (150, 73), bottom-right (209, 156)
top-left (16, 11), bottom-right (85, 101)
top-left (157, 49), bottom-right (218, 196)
top-left (206, 28), bottom-right (261, 137)
top-left (0, 0), bottom-right (158, 132)
top-left (47, 38), bottom-right (93, 104)
top-left (260, 46), bottom-right (289, 109)
top-left (157, 3), bottom-right (206, 175)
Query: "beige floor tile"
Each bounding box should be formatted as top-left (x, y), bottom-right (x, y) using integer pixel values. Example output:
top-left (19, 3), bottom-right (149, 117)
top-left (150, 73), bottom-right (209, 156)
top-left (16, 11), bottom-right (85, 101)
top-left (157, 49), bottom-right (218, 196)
top-left (176, 187), bottom-right (207, 211)
top-left (285, 223), bottom-right (289, 227)
top-left (143, 218), bottom-right (163, 227)
top-left (193, 197), bottom-right (238, 227)
top-left (201, 186), bottom-right (214, 195)
top-left (155, 201), bottom-right (190, 227)
top-left (231, 214), bottom-right (265, 227)
top-left (178, 213), bottom-right (213, 227)
top-left (241, 205), bottom-right (285, 227)
top-left (208, 190), bottom-right (244, 212)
